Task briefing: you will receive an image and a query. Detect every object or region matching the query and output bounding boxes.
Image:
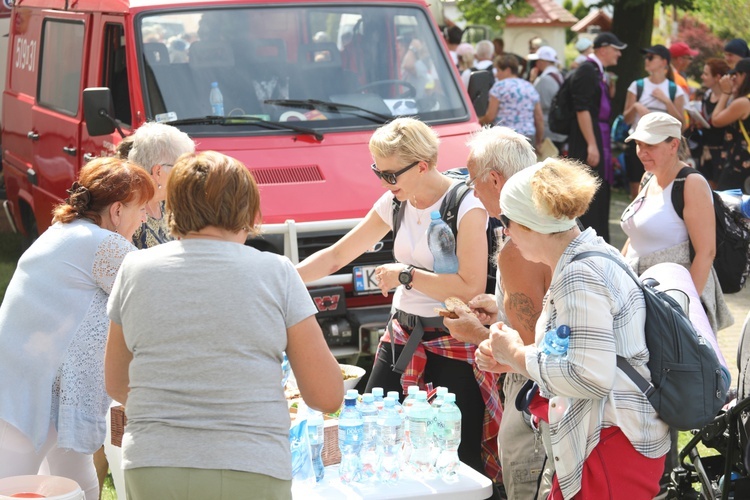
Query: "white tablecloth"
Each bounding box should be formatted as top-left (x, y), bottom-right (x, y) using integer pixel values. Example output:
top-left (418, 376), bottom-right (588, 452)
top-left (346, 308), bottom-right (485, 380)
top-left (292, 462), bottom-right (493, 499)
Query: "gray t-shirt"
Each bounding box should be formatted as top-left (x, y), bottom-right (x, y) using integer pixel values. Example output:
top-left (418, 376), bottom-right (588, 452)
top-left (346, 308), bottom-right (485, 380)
top-left (108, 239), bottom-right (317, 480)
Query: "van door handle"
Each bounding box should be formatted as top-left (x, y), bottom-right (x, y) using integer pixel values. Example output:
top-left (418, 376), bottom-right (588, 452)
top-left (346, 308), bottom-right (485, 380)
top-left (83, 153), bottom-right (95, 163)
top-left (62, 146), bottom-right (77, 156)
top-left (27, 131), bottom-right (39, 141)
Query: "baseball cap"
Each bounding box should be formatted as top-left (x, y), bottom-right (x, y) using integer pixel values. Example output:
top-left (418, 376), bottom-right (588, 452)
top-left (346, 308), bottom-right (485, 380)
top-left (725, 38), bottom-right (750, 58)
top-left (527, 46), bottom-right (557, 63)
top-left (593, 32), bottom-right (627, 50)
top-left (728, 58), bottom-right (750, 75)
top-left (625, 112), bottom-right (682, 145)
top-left (575, 38), bottom-right (593, 53)
top-left (669, 42), bottom-right (698, 59)
top-left (641, 45), bottom-right (671, 63)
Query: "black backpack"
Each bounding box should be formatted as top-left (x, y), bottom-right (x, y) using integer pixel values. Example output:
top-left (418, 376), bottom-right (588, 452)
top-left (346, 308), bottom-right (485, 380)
top-left (392, 168), bottom-right (501, 294)
top-left (572, 251), bottom-right (728, 431)
top-left (548, 71), bottom-right (574, 136)
top-left (654, 167), bottom-right (750, 294)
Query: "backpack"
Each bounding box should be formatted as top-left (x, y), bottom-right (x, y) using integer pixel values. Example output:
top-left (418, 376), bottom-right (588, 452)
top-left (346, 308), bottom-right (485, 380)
top-left (548, 60), bottom-right (600, 136)
top-left (392, 168), bottom-right (501, 294)
top-left (657, 167), bottom-right (750, 294)
top-left (572, 251), bottom-right (728, 431)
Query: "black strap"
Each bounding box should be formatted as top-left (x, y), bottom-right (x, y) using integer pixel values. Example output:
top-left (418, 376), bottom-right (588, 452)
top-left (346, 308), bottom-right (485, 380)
top-left (388, 312), bottom-right (446, 374)
top-left (571, 251), bottom-right (655, 397)
top-left (670, 165), bottom-right (699, 220)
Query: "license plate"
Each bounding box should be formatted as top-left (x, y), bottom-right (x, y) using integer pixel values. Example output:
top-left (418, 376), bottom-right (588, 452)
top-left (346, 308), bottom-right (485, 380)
top-left (353, 265), bottom-right (380, 295)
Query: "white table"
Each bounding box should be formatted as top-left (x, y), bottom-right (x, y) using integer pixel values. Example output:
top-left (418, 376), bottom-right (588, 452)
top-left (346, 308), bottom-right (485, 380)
top-left (292, 463), bottom-right (493, 499)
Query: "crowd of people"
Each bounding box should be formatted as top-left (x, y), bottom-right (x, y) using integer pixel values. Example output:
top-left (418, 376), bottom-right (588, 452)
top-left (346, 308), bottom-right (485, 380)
top-left (0, 24), bottom-right (749, 500)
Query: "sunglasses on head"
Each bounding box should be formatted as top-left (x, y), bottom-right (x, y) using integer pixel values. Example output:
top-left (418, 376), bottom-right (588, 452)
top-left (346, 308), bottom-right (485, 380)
top-left (371, 160), bottom-right (420, 185)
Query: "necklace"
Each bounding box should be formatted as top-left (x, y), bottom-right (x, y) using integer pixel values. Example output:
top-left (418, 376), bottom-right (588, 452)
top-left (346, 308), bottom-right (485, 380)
top-left (414, 204), bottom-right (427, 224)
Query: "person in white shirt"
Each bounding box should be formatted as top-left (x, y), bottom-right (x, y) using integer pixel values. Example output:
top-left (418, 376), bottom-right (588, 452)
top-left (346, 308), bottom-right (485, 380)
top-left (622, 44), bottom-right (686, 198)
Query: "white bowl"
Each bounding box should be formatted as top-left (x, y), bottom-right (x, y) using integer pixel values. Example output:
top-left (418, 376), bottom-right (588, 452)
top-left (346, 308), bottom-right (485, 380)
top-left (341, 364), bottom-right (366, 391)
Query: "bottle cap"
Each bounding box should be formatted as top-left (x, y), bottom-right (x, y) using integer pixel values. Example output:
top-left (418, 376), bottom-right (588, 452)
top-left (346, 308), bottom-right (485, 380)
top-left (407, 385), bottom-right (419, 395)
top-left (430, 210), bottom-right (441, 220)
top-left (387, 391), bottom-right (401, 400)
top-left (372, 387), bottom-right (384, 397)
top-left (444, 393), bottom-right (456, 403)
top-left (211, 81), bottom-right (218, 87)
top-left (556, 325), bottom-right (571, 339)
top-left (416, 391), bottom-right (428, 401)
top-left (383, 397), bottom-right (396, 407)
top-left (436, 386), bottom-right (448, 396)
top-left (346, 389), bottom-right (359, 399)
top-left (362, 393), bottom-right (374, 403)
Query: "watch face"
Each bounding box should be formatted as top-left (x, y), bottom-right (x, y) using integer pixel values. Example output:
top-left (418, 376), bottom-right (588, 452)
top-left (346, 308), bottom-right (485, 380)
top-left (399, 271), bottom-right (410, 284)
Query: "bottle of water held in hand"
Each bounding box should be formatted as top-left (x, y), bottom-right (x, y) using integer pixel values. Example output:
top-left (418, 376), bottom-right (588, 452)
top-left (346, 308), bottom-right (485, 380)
top-left (434, 393), bottom-right (462, 481)
top-left (338, 395), bottom-right (363, 483)
top-left (209, 81), bottom-right (224, 116)
top-left (378, 397), bottom-right (404, 484)
top-left (359, 393), bottom-right (380, 481)
top-left (427, 211), bottom-right (459, 274)
top-left (539, 325), bottom-right (571, 356)
top-left (408, 391), bottom-right (434, 476)
top-left (307, 412), bottom-right (325, 482)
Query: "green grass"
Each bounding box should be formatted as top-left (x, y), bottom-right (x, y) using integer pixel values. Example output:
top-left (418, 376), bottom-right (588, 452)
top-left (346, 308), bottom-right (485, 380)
top-left (101, 473), bottom-right (117, 500)
top-left (0, 232), bottom-right (22, 303)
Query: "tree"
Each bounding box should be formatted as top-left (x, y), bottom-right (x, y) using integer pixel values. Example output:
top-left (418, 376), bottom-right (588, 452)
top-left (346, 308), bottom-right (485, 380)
top-left (676, 14), bottom-right (725, 81)
top-left (693, 0), bottom-right (750, 41)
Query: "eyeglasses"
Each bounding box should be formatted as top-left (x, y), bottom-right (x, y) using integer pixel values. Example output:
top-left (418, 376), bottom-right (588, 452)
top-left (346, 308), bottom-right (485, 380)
top-left (160, 163), bottom-right (174, 169)
top-left (499, 214), bottom-right (512, 230)
top-left (371, 160), bottom-right (420, 185)
top-left (620, 196), bottom-right (646, 222)
top-left (465, 169), bottom-right (488, 188)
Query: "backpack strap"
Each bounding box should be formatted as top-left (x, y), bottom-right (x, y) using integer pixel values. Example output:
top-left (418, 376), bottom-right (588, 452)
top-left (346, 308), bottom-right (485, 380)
top-left (391, 198), bottom-right (406, 260)
top-left (639, 171), bottom-right (655, 192)
top-left (670, 166), bottom-right (699, 220)
top-left (439, 181), bottom-right (471, 238)
top-left (636, 78), bottom-right (645, 101)
top-left (571, 251), bottom-right (656, 398)
top-left (668, 80), bottom-right (677, 102)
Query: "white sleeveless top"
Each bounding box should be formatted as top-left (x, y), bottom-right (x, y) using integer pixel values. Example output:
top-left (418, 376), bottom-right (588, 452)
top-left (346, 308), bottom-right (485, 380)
top-left (621, 179), bottom-right (689, 258)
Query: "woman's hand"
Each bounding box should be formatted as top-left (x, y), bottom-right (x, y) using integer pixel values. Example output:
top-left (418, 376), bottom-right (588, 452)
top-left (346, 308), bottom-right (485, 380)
top-left (476, 338), bottom-right (514, 373)
top-left (651, 87), bottom-right (668, 104)
top-left (487, 321), bottom-right (530, 378)
top-left (443, 306), bottom-right (487, 345)
top-left (468, 293), bottom-right (499, 325)
top-left (375, 263), bottom-right (405, 297)
top-left (719, 74), bottom-right (733, 95)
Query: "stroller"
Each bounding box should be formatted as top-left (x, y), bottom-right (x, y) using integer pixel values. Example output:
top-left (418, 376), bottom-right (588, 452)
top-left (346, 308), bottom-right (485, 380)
top-left (668, 312), bottom-right (750, 499)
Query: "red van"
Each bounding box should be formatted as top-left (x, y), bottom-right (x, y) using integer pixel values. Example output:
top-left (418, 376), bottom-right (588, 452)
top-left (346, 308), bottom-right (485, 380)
top-left (2, 0), bottom-right (485, 359)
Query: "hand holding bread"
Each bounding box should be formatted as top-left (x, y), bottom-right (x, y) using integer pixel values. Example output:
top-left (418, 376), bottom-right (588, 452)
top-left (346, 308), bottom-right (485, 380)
top-left (435, 297), bottom-right (472, 319)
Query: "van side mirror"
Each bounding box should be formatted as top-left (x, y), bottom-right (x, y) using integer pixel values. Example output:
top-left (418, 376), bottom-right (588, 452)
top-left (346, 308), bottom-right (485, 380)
top-left (83, 87), bottom-right (124, 137)
top-left (467, 71), bottom-right (493, 118)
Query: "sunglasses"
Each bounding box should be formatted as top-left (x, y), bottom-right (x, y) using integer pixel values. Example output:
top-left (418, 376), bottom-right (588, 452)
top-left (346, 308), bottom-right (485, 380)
top-left (371, 160), bottom-right (420, 185)
top-left (499, 214), bottom-right (512, 230)
top-left (621, 195), bottom-right (646, 223)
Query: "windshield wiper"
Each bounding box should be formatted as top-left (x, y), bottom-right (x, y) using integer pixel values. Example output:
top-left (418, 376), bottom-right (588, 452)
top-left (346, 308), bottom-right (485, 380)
top-left (264, 99), bottom-right (392, 124)
top-left (164, 115), bottom-right (323, 141)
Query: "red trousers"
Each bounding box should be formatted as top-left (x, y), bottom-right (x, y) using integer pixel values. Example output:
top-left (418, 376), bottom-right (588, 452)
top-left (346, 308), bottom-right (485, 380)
top-left (528, 394), bottom-right (665, 500)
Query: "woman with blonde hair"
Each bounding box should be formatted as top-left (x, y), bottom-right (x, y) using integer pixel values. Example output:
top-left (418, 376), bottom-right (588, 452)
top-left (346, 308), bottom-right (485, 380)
top-left (297, 117), bottom-right (503, 486)
top-left (476, 158), bottom-right (669, 499)
top-left (106, 151), bottom-right (343, 499)
top-left (0, 158), bottom-right (153, 500)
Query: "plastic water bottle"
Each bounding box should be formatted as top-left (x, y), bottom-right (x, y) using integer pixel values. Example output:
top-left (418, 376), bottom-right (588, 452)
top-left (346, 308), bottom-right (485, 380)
top-left (281, 352), bottom-right (291, 388)
top-left (539, 325), bottom-right (571, 356)
top-left (407, 391), bottom-right (434, 475)
top-left (718, 189), bottom-right (750, 218)
top-left (359, 393), bottom-right (380, 481)
top-left (434, 393), bottom-right (462, 481)
top-left (429, 387), bottom-right (448, 447)
top-left (307, 412), bottom-right (325, 482)
top-left (338, 395), bottom-right (364, 483)
top-left (372, 387), bottom-right (385, 412)
top-left (346, 389), bottom-right (359, 401)
top-left (209, 81), bottom-right (224, 116)
top-left (400, 386), bottom-right (419, 468)
top-left (427, 211), bottom-right (459, 274)
top-left (378, 397), bottom-right (404, 484)
top-left (387, 391), bottom-right (405, 421)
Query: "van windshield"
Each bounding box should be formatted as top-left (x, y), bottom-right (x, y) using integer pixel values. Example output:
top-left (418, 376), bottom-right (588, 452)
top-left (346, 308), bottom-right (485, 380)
top-left (136, 5), bottom-right (469, 132)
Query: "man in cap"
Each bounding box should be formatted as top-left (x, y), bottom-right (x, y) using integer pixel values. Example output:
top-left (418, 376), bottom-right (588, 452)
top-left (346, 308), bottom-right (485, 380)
top-left (669, 42), bottom-right (698, 95)
top-left (571, 37), bottom-right (593, 70)
top-left (568, 32), bottom-right (626, 242)
top-left (724, 38), bottom-right (750, 69)
top-left (530, 46), bottom-right (567, 151)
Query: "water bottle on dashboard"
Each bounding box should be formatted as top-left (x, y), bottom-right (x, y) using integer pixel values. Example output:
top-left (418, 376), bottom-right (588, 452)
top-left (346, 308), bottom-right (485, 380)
top-left (427, 211), bottom-right (459, 274)
top-left (209, 81), bottom-right (224, 116)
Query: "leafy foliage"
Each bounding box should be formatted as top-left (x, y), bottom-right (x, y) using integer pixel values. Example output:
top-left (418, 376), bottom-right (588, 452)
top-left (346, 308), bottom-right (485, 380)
top-left (675, 14), bottom-right (725, 81)
top-left (456, 0), bottom-right (533, 27)
top-left (692, 0), bottom-right (750, 41)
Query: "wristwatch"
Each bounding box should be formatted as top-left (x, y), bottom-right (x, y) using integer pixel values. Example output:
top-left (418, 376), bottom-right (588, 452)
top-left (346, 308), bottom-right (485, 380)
top-left (398, 265), bottom-right (415, 290)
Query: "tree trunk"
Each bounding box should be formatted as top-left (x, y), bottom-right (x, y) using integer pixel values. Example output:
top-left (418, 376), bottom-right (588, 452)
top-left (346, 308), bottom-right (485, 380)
top-left (610, 0), bottom-right (656, 119)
